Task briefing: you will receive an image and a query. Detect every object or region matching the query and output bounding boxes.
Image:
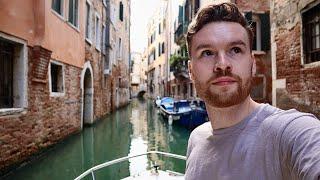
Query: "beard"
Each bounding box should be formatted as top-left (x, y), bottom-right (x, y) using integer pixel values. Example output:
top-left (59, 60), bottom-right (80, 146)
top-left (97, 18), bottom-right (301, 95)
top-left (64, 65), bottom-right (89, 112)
top-left (194, 69), bottom-right (252, 108)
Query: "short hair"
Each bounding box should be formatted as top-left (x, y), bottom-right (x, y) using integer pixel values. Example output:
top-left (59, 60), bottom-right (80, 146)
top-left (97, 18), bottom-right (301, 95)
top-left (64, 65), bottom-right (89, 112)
top-left (186, 3), bottom-right (254, 57)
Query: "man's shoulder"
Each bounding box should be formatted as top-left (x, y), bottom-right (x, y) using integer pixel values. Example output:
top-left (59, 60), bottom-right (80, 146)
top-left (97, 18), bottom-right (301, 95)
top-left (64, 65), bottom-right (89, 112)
top-left (259, 104), bottom-right (319, 133)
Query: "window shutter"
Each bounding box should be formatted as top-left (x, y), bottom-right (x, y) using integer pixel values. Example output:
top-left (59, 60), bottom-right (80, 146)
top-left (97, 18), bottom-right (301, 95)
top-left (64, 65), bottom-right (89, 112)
top-left (178, 6), bottom-right (183, 24)
top-left (119, 2), bottom-right (123, 21)
top-left (259, 13), bottom-right (270, 51)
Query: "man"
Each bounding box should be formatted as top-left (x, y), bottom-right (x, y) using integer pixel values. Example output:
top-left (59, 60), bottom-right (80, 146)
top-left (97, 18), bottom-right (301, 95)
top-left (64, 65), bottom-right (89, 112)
top-left (185, 3), bottom-right (320, 180)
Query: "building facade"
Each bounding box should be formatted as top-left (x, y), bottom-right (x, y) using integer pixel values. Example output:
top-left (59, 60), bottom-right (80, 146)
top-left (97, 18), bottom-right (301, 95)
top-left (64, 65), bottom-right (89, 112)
top-left (130, 52), bottom-right (147, 97)
top-left (104, 0), bottom-right (131, 110)
top-left (271, 0), bottom-right (320, 117)
top-left (146, 1), bottom-right (168, 99)
top-left (0, 0), bottom-right (130, 174)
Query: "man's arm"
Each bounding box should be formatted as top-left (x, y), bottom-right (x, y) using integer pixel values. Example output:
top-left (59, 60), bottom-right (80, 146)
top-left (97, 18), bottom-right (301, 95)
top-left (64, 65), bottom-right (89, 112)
top-left (280, 114), bottom-right (320, 180)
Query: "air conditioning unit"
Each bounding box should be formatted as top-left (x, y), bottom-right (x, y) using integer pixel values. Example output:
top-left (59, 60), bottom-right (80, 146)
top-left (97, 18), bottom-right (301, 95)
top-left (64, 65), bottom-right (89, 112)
top-left (104, 69), bottom-right (110, 75)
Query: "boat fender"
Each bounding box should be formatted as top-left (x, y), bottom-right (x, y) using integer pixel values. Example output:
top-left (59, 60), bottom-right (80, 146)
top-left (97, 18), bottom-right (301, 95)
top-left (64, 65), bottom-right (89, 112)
top-left (169, 115), bottom-right (173, 125)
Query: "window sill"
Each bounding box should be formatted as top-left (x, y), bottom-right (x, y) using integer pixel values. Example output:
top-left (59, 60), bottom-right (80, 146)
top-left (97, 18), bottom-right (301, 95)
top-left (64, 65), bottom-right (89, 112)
top-left (67, 22), bottom-right (80, 33)
top-left (51, 9), bottom-right (65, 21)
top-left (50, 92), bottom-right (65, 97)
top-left (302, 61), bottom-right (320, 69)
top-left (0, 108), bottom-right (26, 117)
top-left (252, 50), bottom-right (266, 55)
top-left (85, 38), bottom-right (93, 45)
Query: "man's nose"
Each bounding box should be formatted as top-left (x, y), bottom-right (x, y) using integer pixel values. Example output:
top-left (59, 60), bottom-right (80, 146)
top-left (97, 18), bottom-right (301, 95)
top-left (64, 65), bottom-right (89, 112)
top-left (213, 53), bottom-right (232, 73)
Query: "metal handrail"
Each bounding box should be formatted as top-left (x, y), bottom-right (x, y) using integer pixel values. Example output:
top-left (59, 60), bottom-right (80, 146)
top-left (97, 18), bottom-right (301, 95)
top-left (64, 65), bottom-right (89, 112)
top-left (74, 151), bottom-right (186, 180)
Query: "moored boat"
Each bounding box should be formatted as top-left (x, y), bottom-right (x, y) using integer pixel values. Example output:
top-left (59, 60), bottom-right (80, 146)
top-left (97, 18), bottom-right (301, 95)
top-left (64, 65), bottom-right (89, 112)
top-left (159, 99), bottom-right (208, 129)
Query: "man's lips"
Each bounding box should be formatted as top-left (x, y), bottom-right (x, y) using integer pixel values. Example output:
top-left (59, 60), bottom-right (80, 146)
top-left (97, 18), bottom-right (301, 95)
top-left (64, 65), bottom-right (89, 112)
top-left (211, 77), bottom-right (237, 85)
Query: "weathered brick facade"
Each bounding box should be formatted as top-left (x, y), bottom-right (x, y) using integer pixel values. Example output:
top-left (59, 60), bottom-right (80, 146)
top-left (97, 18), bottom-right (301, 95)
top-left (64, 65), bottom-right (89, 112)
top-left (0, 0), bottom-right (130, 175)
top-left (0, 46), bottom-right (82, 174)
top-left (271, 0), bottom-right (320, 118)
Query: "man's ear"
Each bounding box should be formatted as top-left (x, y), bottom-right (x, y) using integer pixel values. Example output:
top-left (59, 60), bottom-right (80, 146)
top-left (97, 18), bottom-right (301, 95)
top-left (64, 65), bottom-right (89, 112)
top-left (188, 60), bottom-right (194, 80)
top-left (251, 54), bottom-right (256, 76)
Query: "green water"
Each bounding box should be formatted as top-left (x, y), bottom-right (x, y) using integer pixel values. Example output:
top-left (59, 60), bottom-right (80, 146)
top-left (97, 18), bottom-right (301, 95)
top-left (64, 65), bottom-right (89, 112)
top-left (2, 98), bottom-right (190, 180)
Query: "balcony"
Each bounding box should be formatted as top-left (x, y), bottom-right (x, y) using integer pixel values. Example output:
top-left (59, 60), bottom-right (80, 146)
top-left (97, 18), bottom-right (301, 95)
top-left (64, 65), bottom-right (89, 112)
top-left (170, 55), bottom-right (189, 81)
top-left (174, 23), bottom-right (184, 45)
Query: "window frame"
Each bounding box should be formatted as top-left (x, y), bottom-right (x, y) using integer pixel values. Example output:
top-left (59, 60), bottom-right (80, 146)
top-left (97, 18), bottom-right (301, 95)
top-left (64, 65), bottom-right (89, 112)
top-left (85, 0), bottom-right (92, 44)
top-left (102, 24), bottom-right (106, 54)
top-left (49, 60), bottom-right (65, 97)
top-left (0, 32), bottom-right (28, 114)
top-left (51, 0), bottom-right (64, 17)
top-left (252, 15), bottom-right (262, 51)
top-left (301, 2), bottom-right (320, 66)
top-left (95, 13), bottom-right (101, 51)
top-left (68, 0), bottom-right (79, 29)
top-left (119, 1), bottom-right (124, 21)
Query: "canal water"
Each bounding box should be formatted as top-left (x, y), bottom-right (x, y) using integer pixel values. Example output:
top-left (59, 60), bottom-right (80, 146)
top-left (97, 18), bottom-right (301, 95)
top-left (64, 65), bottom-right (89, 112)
top-left (2, 98), bottom-right (190, 180)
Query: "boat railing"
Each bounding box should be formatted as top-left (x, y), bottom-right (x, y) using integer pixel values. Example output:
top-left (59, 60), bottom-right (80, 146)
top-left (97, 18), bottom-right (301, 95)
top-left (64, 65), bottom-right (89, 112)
top-left (74, 151), bottom-right (187, 180)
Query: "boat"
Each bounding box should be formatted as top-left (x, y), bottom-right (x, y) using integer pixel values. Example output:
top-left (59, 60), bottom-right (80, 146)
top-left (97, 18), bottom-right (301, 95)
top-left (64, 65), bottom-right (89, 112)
top-left (74, 151), bottom-right (186, 180)
top-left (159, 99), bottom-right (208, 129)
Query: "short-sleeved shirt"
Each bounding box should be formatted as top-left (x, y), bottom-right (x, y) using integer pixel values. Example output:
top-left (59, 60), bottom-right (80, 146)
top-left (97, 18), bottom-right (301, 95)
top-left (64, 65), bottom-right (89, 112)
top-left (185, 104), bottom-right (320, 180)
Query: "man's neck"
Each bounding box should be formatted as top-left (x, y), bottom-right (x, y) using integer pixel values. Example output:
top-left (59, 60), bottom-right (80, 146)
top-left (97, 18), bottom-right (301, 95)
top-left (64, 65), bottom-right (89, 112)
top-left (206, 96), bottom-right (260, 130)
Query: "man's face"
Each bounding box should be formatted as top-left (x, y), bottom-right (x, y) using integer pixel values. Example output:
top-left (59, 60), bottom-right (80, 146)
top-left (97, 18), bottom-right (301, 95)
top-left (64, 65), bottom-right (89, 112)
top-left (188, 22), bottom-right (255, 108)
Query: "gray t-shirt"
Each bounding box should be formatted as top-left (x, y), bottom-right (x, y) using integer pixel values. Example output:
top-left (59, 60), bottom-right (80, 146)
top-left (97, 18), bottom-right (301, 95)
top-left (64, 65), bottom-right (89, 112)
top-left (185, 104), bottom-right (320, 180)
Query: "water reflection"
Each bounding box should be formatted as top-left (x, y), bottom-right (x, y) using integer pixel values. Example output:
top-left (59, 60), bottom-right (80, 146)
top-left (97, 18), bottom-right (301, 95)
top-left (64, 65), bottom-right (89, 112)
top-left (2, 98), bottom-right (190, 180)
top-left (128, 99), bottom-right (148, 175)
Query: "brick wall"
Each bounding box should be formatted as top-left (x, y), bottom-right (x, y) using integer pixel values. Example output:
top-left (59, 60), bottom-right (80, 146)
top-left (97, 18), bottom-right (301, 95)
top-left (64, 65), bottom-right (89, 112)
top-left (236, 0), bottom-right (270, 12)
top-left (0, 46), bottom-right (82, 174)
top-left (271, 0), bottom-right (320, 118)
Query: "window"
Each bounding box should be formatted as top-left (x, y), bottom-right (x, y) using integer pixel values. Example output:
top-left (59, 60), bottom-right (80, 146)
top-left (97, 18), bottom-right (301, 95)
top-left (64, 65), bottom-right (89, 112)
top-left (0, 41), bottom-right (14, 108)
top-left (52, 0), bottom-right (63, 16)
top-left (190, 83), bottom-right (193, 97)
top-left (119, 1), bottom-right (124, 21)
top-left (102, 25), bottom-right (106, 54)
top-left (0, 35), bottom-right (27, 111)
top-left (194, 0), bottom-right (200, 14)
top-left (245, 12), bottom-right (270, 51)
top-left (162, 42), bottom-right (165, 54)
top-left (95, 15), bottom-right (101, 50)
top-left (50, 62), bottom-right (64, 94)
top-left (68, 0), bottom-right (78, 27)
top-left (117, 38), bottom-right (122, 59)
top-left (302, 3), bottom-right (320, 64)
top-left (159, 23), bottom-right (161, 34)
top-left (158, 43), bottom-right (161, 57)
top-left (85, 1), bottom-right (91, 40)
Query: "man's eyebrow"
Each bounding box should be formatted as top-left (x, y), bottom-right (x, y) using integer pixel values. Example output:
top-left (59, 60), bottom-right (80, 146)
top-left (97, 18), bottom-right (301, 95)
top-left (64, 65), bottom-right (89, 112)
top-left (195, 44), bottom-right (212, 52)
top-left (228, 40), bottom-right (247, 47)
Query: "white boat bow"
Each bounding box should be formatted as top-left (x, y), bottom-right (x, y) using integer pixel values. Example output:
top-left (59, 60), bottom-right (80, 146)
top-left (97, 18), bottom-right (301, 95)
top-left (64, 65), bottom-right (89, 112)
top-left (74, 151), bottom-right (186, 180)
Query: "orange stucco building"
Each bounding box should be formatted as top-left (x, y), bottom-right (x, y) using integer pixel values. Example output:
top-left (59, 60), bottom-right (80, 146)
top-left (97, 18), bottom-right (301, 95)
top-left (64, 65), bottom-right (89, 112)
top-left (0, 0), bottom-right (85, 67)
top-left (0, 0), bottom-right (131, 175)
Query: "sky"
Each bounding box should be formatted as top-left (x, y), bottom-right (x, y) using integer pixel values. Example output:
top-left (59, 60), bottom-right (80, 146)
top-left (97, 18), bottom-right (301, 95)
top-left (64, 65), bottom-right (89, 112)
top-left (130, 0), bottom-right (162, 54)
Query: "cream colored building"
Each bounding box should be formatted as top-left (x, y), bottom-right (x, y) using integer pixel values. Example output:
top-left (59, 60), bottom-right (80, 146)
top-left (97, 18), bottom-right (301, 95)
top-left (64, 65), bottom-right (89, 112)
top-left (146, 1), bottom-right (168, 99)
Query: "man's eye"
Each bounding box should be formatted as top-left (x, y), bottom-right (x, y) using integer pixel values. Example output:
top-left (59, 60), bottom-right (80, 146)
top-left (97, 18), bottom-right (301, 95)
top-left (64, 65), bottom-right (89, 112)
top-left (200, 50), bottom-right (213, 57)
top-left (231, 47), bottom-right (242, 54)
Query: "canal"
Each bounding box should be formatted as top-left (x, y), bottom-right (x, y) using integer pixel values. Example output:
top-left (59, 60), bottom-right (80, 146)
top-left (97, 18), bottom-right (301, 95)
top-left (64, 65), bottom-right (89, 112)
top-left (2, 98), bottom-right (190, 180)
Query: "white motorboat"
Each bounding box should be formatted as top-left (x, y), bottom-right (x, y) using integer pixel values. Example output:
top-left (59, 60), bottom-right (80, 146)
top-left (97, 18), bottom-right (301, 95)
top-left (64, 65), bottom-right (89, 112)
top-left (74, 151), bottom-right (186, 180)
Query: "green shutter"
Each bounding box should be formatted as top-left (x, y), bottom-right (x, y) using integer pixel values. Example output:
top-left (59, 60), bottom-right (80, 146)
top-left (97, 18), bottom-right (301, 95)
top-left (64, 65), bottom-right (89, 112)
top-left (259, 13), bottom-right (270, 51)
